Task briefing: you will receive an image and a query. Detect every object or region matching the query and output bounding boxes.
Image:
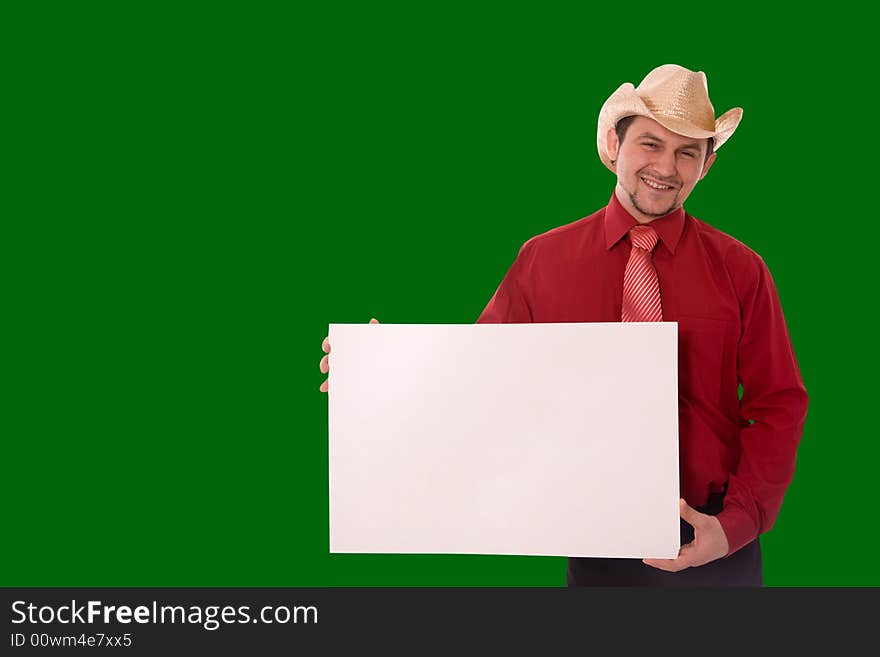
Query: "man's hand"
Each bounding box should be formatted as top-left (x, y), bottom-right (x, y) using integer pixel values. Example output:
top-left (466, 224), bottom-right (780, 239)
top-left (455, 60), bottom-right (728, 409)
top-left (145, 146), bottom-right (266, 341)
top-left (319, 318), bottom-right (378, 393)
top-left (642, 498), bottom-right (729, 572)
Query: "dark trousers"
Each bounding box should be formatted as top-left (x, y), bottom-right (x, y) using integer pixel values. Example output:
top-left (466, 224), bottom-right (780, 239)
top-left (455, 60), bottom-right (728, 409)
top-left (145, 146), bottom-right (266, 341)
top-left (566, 493), bottom-right (763, 587)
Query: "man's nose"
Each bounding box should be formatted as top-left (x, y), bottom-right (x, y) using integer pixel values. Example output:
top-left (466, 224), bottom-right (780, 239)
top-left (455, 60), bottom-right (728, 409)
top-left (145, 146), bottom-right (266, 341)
top-left (652, 149), bottom-right (677, 178)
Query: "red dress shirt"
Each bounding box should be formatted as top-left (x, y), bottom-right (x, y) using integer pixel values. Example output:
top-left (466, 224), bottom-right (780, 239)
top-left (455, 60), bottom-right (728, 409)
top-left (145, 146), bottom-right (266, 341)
top-left (477, 193), bottom-right (809, 555)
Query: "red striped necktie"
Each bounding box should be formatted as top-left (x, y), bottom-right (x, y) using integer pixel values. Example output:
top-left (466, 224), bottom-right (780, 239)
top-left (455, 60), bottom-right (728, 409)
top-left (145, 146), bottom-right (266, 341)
top-left (621, 225), bottom-right (663, 322)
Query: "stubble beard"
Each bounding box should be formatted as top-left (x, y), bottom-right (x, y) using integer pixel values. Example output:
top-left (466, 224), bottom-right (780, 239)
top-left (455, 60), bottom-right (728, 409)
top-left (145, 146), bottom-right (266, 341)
top-left (628, 186), bottom-right (681, 218)
top-left (623, 172), bottom-right (682, 218)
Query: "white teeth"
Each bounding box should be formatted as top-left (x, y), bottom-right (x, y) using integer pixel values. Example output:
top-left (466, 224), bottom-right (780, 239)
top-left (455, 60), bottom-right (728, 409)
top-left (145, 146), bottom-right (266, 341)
top-left (641, 177), bottom-right (671, 190)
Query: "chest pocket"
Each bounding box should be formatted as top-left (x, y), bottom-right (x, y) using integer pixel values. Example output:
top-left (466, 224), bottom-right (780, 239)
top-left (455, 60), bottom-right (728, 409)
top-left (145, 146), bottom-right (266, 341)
top-left (676, 316), bottom-right (732, 404)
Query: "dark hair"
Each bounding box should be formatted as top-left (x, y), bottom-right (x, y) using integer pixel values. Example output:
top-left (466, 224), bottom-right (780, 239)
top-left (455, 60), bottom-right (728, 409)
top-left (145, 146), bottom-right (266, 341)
top-left (614, 115), bottom-right (714, 162)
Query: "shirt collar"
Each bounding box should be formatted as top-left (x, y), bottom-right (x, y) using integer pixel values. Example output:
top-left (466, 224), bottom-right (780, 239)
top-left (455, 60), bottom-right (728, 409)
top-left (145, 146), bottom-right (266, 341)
top-left (603, 191), bottom-right (685, 255)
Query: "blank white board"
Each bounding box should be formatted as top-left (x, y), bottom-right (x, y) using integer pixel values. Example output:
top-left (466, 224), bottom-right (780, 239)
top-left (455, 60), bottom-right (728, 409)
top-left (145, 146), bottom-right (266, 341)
top-left (328, 322), bottom-right (679, 559)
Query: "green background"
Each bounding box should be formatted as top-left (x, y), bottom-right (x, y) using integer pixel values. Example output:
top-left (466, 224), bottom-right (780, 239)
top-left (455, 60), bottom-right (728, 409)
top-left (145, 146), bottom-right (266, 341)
top-left (2, 3), bottom-right (874, 586)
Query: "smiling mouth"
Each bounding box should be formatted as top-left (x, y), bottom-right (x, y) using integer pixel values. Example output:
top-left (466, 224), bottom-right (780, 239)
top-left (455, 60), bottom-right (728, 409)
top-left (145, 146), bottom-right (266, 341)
top-left (640, 175), bottom-right (676, 192)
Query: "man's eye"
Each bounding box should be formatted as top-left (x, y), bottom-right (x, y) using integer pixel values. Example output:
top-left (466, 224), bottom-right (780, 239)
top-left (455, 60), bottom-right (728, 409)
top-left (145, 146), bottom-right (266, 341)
top-left (642, 143), bottom-right (658, 149)
top-left (681, 151), bottom-right (695, 158)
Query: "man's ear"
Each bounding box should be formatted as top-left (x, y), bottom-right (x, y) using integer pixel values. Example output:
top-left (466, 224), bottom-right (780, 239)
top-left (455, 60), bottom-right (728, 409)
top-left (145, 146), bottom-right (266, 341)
top-left (699, 151), bottom-right (717, 180)
top-left (606, 127), bottom-right (619, 166)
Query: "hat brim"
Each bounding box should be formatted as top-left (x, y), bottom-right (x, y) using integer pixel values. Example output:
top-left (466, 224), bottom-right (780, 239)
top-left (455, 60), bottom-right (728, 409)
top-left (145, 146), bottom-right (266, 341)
top-left (596, 83), bottom-right (743, 172)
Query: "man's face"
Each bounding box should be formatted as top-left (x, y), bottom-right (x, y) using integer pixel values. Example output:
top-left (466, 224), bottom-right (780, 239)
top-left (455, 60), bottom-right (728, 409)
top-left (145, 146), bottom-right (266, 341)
top-left (606, 116), bottom-right (716, 222)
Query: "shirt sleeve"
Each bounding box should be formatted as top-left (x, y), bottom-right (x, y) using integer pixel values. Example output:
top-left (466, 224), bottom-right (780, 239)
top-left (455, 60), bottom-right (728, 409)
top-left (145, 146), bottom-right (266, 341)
top-left (476, 242), bottom-right (534, 324)
top-left (716, 248), bottom-right (809, 555)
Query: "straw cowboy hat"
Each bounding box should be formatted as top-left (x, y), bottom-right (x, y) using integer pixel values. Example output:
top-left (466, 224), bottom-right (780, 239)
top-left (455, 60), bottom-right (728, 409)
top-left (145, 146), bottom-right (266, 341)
top-left (597, 64), bottom-right (743, 172)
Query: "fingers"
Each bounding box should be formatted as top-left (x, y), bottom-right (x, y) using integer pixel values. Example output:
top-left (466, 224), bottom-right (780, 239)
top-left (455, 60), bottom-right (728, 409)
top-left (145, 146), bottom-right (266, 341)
top-left (644, 505), bottom-right (729, 573)
top-left (642, 541), bottom-right (696, 572)
top-left (643, 561), bottom-right (683, 572)
top-left (643, 542), bottom-right (697, 572)
top-left (679, 498), bottom-right (704, 528)
top-left (642, 557), bottom-right (682, 572)
top-left (320, 337), bottom-right (331, 393)
top-left (320, 319), bottom-right (376, 394)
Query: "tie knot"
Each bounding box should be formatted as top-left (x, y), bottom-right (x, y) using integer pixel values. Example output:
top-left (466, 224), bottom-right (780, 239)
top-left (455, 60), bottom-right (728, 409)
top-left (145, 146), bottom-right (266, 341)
top-left (630, 225), bottom-right (659, 252)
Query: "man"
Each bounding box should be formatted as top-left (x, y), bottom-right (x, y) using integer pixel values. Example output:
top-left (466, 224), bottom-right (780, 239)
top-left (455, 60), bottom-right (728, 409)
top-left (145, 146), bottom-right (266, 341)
top-left (320, 64), bottom-right (808, 586)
